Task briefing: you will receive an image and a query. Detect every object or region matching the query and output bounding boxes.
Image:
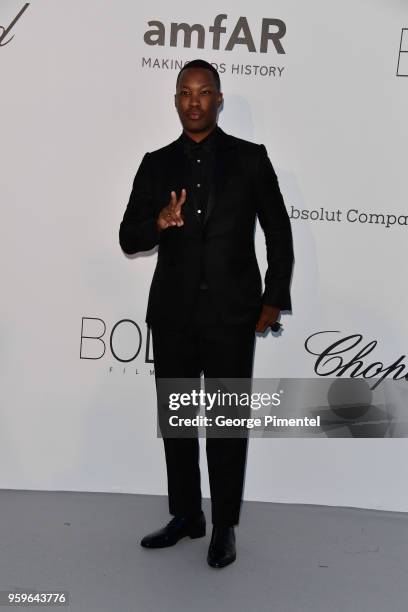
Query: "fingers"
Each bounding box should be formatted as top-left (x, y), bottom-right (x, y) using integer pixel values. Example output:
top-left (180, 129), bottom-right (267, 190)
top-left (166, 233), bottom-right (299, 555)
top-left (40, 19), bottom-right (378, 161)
top-left (256, 317), bottom-right (276, 333)
top-left (169, 189), bottom-right (186, 226)
top-left (169, 189), bottom-right (186, 208)
top-left (158, 189), bottom-right (187, 229)
top-left (170, 190), bottom-right (177, 207)
top-left (176, 188), bottom-right (187, 209)
top-left (255, 320), bottom-right (267, 333)
top-left (256, 305), bottom-right (280, 333)
top-left (168, 190), bottom-right (181, 226)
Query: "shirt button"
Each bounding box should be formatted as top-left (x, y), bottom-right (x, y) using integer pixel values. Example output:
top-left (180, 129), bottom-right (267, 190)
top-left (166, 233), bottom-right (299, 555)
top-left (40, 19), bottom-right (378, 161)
top-left (197, 209), bottom-right (202, 214)
top-left (197, 159), bottom-right (201, 163)
top-left (197, 183), bottom-right (201, 188)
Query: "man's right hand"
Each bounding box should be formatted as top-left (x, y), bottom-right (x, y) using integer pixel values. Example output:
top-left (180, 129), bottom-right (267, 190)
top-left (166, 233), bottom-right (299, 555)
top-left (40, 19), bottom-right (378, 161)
top-left (157, 189), bottom-right (187, 231)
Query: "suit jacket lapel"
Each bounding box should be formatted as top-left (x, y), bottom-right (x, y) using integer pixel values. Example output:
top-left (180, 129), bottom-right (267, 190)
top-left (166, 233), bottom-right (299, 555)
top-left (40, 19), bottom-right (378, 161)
top-left (165, 137), bottom-right (185, 194)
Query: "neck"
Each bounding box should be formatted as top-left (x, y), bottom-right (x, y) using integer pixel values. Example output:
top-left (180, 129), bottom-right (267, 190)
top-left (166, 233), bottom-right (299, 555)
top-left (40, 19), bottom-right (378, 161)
top-left (183, 124), bottom-right (217, 143)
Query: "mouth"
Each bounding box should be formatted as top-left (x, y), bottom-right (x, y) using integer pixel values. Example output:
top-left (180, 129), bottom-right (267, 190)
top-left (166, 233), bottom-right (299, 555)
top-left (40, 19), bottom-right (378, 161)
top-left (186, 111), bottom-right (203, 120)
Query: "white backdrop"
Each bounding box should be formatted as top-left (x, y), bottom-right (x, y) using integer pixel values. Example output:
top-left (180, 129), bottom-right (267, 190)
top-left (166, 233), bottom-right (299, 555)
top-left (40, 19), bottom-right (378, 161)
top-left (1, 0), bottom-right (408, 511)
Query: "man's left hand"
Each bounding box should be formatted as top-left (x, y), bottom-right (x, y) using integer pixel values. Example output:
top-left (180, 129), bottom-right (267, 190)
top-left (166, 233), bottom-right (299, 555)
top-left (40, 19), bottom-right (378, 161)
top-left (256, 305), bottom-right (280, 333)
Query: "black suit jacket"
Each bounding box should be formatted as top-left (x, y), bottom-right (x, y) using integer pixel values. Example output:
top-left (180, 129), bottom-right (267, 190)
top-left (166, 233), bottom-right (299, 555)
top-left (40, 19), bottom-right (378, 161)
top-left (119, 127), bottom-right (294, 328)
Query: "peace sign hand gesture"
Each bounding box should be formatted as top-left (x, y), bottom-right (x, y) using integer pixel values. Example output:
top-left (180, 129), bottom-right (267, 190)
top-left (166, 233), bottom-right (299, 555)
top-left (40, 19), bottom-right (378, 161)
top-left (157, 189), bottom-right (187, 231)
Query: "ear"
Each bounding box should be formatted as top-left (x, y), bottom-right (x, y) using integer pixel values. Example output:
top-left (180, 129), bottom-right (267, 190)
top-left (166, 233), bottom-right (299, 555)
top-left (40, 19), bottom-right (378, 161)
top-left (174, 93), bottom-right (177, 108)
top-left (217, 92), bottom-right (223, 107)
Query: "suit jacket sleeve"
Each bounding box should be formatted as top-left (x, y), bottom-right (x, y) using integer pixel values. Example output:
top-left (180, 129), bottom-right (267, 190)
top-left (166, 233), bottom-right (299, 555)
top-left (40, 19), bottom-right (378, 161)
top-left (119, 153), bottom-right (160, 254)
top-left (255, 144), bottom-right (294, 310)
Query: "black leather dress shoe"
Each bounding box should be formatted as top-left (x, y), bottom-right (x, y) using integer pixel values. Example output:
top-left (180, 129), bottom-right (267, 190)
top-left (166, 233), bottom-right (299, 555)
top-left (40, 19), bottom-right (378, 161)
top-left (140, 512), bottom-right (206, 548)
top-left (207, 526), bottom-right (236, 568)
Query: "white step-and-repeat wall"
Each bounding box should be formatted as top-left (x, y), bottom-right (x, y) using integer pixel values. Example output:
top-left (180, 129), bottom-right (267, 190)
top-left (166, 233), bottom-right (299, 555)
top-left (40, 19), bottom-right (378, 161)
top-left (1, 0), bottom-right (407, 511)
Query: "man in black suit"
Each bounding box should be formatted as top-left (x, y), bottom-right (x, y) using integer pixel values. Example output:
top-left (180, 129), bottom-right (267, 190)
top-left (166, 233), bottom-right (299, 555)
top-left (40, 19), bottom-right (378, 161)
top-left (119, 59), bottom-right (293, 568)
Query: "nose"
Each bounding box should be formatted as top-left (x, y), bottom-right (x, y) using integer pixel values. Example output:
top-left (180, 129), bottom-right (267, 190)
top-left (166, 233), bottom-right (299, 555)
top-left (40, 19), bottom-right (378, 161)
top-left (189, 92), bottom-right (201, 107)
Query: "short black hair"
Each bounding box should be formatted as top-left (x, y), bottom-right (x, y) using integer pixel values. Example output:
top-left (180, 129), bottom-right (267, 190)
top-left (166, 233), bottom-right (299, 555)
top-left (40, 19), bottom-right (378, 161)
top-left (176, 59), bottom-right (221, 91)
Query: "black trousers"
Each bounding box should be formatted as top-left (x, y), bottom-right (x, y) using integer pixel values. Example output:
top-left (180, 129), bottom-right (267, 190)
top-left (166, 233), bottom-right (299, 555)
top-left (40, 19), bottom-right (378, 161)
top-left (151, 288), bottom-right (256, 527)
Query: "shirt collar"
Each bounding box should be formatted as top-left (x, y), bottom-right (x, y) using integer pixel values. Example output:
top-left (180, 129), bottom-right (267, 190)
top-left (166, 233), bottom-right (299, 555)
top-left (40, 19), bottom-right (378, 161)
top-left (181, 125), bottom-right (219, 156)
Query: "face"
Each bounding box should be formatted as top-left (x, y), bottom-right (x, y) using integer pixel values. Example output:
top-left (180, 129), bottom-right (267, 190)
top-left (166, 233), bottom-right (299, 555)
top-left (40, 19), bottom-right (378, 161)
top-left (174, 67), bottom-right (223, 137)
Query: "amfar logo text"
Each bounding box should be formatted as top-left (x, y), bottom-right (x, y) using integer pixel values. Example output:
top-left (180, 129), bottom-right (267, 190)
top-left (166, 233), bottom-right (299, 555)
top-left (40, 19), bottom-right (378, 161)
top-left (0, 3), bottom-right (29, 47)
top-left (143, 14), bottom-right (286, 54)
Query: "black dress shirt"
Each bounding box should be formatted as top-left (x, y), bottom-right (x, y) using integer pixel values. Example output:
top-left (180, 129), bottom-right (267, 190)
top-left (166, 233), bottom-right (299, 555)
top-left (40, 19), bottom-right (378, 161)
top-left (181, 126), bottom-right (218, 222)
top-left (181, 127), bottom-right (219, 296)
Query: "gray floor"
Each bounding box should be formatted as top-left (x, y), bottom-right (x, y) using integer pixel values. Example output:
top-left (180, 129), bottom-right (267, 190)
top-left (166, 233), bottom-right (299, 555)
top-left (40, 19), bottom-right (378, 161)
top-left (1, 490), bottom-right (408, 612)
